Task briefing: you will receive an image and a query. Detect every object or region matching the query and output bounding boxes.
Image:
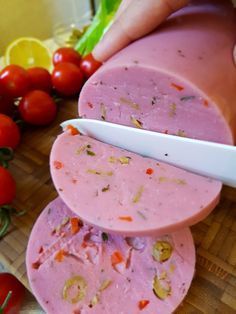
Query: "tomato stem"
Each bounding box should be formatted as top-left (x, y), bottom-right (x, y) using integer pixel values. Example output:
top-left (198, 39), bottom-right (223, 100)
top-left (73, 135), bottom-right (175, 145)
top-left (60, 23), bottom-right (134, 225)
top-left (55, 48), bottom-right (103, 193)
top-left (14, 119), bottom-right (25, 130)
top-left (0, 147), bottom-right (14, 168)
top-left (0, 209), bottom-right (11, 238)
top-left (1, 205), bottom-right (25, 217)
top-left (0, 206), bottom-right (25, 238)
top-left (51, 94), bottom-right (62, 104)
top-left (0, 290), bottom-right (12, 312)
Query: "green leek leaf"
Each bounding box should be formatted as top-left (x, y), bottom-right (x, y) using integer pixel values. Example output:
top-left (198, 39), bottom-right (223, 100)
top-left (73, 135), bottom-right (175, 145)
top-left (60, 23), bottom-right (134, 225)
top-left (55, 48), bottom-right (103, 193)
top-left (75, 0), bottom-right (121, 56)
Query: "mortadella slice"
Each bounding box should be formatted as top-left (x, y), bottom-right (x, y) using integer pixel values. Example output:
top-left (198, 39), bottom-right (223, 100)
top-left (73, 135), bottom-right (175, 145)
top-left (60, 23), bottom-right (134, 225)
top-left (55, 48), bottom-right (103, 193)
top-left (26, 197), bottom-right (196, 314)
top-left (78, 1), bottom-right (236, 145)
top-left (50, 131), bottom-right (221, 236)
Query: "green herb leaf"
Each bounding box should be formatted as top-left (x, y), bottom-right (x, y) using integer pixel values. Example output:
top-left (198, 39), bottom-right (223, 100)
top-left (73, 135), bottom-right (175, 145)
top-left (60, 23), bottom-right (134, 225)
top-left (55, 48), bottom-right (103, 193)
top-left (180, 96), bottom-right (195, 101)
top-left (102, 0), bottom-right (121, 13)
top-left (100, 103), bottom-right (106, 121)
top-left (99, 279), bottom-right (112, 291)
top-left (137, 210), bottom-right (147, 220)
top-left (0, 208), bottom-right (11, 238)
top-left (169, 103), bottom-right (176, 118)
top-left (0, 147), bottom-right (14, 168)
top-left (120, 97), bottom-right (140, 110)
top-left (86, 150), bottom-right (96, 156)
top-left (176, 129), bottom-right (186, 137)
top-left (102, 232), bottom-right (109, 241)
top-left (75, 0), bottom-right (122, 56)
top-left (0, 291), bottom-right (12, 312)
top-left (118, 156), bottom-right (131, 164)
top-left (87, 169), bottom-right (113, 176)
top-left (0, 205), bottom-right (26, 238)
top-left (132, 186), bottom-right (144, 203)
top-left (130, 116), bottom-right (143, 129)
top-left (102, 185), bottom-right (110, 192)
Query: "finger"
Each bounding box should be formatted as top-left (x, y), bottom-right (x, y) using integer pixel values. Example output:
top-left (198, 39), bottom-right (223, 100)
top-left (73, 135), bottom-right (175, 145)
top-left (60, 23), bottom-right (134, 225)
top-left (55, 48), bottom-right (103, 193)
top-left (93, 0), bottom-right (189, 62)
top-left (115, 0), bottom-right (133, 19)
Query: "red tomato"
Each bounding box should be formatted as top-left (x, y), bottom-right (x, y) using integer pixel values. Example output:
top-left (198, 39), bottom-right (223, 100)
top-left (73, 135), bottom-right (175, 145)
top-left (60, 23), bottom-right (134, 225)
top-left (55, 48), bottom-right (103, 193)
top-left (53, 47), bottom-right (81, 67)
top-left (0, 65), bottom-right (30, 98)
top-left (80, 53), bottom-right (102, 79)
top-left (27, 67), bottom-right (52, 93)
top-left (0, 167), bottom-right (16, 205)
top-left (52, 62), bottom-right (83, 96)
top-left (19, 90), bottom-right (57, 125)
top-left (0, 114), bottom-right (20, 149)
top-left (0, 273), bottom-right (25, 314)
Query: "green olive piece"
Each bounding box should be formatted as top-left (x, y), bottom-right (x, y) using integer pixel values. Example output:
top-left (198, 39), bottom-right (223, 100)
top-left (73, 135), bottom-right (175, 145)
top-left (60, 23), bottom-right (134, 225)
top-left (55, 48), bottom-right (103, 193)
top-left (62, 275), bottom-right (87, 304)
top-left (99, 279), bottom-right (112, 291)
top-left (90, 294), bottom-right (99, 307)
top-left (152, 241), bottom-right (173, 263)
top-left (152, 276), bottom-right (171, 300)
top-left (118, 156), bottom-right (130, 164)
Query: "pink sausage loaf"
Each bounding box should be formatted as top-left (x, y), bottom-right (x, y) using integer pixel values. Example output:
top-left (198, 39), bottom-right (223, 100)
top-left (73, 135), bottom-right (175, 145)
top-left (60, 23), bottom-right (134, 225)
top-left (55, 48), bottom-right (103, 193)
top-left (79, 1), bottom-right (236, 145)
top-left (26, 197), bottom-right (195, 314)
top-left (50, 132), bottom-right (221, 236)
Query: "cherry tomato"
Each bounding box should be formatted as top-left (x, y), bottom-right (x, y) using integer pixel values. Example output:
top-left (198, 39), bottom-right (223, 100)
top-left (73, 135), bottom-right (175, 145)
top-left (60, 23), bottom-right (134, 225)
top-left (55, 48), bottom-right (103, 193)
top-left (52, 62), bottom-right (83, 96)
top-left (27, 67), bottom-right (52, 93)
top-left (0, 167), bottom-right (16, 205)
top-left (19, 90), bottom-right (57, 125)
top-left (0, 114), bottom-right (20, 149)
top-left (0, 65), bottom-right (30, 98)
top-left (80, 53), bottom-right (102, 79)
top-left (0, 273), bottom-right (25, 314)
top-left (53, 47), bottom-right (81, 67)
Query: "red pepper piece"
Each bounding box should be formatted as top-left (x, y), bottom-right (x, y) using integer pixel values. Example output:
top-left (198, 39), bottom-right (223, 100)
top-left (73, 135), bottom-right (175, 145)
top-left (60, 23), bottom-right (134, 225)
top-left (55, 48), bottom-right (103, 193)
top-left (70, 217), bottom-right (81, 235)
top-left (171, 83), bottom-right (184, 91)
top-left (38, 246), bottom-right (44, 254)
top-left (87, 102), bottom-right (94, 109)
top-left (67, 124), bottom-right (80, 135)
top-left (138, 300), bottom-right (150, 310)
top-left (53, 160), bottom-right (64, 169)
top-left (118, 216), bottom-right (133, 222)
top-left (146, 168), bottom-right (154, 175)
top-left (32, 261), bottom-right (41, 269)
top-left (111, 251), bottom-right (124, 266)
top-left (54, 249), bottom-right (67, 262)
top-left (203, 99), bottom-right (209, 107)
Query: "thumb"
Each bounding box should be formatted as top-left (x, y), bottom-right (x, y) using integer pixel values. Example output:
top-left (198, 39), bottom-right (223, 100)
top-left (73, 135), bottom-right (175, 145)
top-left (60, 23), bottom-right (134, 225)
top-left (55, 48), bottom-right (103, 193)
top-left (114, 0), bottom-right (133, 20)
top-left (93, 0), bottom-right (189, 62)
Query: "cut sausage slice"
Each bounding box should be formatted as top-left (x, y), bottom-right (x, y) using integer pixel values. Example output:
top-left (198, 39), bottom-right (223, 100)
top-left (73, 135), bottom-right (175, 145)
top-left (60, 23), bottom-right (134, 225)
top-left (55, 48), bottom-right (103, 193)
top-left (50, 131), bottom-right (221, 236)
top-left (26, 197), bottom-right (195, 314)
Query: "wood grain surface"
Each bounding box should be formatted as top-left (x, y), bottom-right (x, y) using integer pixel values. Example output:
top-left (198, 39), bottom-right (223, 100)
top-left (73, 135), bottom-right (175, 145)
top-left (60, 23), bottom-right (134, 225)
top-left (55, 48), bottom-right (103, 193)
top-left (0, 99), bottom-right (235, 313)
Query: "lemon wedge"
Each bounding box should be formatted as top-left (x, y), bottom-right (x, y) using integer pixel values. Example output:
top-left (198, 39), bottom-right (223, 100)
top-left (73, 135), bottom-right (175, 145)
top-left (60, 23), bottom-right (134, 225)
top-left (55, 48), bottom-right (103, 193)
top-left (5, 37), bottom-right (52, 70)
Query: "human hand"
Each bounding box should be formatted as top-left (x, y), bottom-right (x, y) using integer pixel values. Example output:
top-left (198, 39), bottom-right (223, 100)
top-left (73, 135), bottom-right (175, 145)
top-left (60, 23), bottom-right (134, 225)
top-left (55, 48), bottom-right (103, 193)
top-left (93, 0), bottom-right (189, 62)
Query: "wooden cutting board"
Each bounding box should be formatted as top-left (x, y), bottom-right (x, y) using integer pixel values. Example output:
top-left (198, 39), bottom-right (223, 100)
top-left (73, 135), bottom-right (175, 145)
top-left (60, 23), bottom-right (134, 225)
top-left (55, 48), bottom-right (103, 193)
top-left (0, 99), bottom-right (236, 313)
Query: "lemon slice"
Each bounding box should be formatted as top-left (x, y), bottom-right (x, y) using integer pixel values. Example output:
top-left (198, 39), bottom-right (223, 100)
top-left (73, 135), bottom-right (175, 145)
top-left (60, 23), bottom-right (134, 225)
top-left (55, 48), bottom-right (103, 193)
top-left (5, 37), bottom-right (52, 70)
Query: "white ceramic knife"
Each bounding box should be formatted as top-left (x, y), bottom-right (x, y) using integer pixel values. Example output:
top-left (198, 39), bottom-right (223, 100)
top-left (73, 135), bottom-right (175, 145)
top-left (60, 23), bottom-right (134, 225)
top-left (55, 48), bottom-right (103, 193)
top-left (61, 119), bottom-right (236, 188)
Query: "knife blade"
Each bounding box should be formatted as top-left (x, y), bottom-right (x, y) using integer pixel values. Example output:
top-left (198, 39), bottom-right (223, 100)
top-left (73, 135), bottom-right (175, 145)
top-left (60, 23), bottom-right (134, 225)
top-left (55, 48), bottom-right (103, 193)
top-left (61, 119), bottom-right (236, 188)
